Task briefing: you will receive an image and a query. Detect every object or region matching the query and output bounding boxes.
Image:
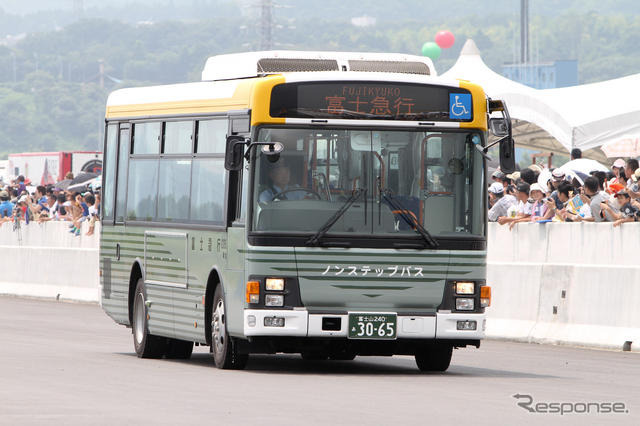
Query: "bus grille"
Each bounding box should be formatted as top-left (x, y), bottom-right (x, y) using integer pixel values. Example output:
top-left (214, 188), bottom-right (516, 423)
top-left (257, 58), bottom-right (340, 73)
top-left (348, 60), bottom-right (430, 75)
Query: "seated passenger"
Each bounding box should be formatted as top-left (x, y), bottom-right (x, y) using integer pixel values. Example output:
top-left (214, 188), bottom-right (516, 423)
top-left (259, 159), bottom-right (306, 203)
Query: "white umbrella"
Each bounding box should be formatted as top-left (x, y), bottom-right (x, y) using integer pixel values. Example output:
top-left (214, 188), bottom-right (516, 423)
top-left (601, 137), bottom-right (640, 158)
top-left (557, 159), bottom-right (609, 176)
top-left (537, 168), bottom-right (552, 190)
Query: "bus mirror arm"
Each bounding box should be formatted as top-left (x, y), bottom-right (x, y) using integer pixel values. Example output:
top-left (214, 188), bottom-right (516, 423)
top-left (224, 136), bottom-right (285, 171)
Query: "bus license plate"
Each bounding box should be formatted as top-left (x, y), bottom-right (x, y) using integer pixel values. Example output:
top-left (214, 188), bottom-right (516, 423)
top-left (348, 313), bottom-right (397, 339)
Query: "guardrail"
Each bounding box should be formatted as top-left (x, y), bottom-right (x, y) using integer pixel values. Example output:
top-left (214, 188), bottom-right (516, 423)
top-left (0, 221), bottom-right (100, 302)
top-left (1, 220), bottom-right (638, 352)
top-left (487, 222), bottom-right (640, 353)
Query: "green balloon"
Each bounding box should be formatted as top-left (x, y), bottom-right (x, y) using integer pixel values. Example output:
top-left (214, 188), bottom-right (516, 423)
top-left (421, 41), bottom-right (441, 60)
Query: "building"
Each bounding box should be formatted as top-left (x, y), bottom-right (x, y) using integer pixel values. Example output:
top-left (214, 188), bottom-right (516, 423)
top-left (502, 60), bottom-right (578, 89)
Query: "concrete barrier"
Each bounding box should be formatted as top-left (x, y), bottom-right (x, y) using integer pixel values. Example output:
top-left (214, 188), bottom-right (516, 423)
top-left (487, 222), bottom-right (640, 353)
top-left (0, 221), bottom-right (100, 302)
top-left (1, 220), bottom-right (639, 352)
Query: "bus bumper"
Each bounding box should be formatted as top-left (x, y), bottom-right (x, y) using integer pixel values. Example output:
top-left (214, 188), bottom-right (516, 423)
top-left (243, 309), bottom-right (486, 340)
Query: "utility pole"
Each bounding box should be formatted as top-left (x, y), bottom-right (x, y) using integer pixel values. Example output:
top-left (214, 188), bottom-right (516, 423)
top-left (260, 0), bottom-right (273, 50)
top-left (98, 60), bottom-right (105, 89)
top-left (520, 0), bottom-right (529, 64)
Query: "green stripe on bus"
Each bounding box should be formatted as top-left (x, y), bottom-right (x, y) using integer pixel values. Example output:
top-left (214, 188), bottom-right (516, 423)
top-left (331, 285), bottom-right (412, 290)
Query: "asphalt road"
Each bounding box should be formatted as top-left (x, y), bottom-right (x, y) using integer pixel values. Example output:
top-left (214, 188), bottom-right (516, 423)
top-left (1, 296), bottom-right (638, 426)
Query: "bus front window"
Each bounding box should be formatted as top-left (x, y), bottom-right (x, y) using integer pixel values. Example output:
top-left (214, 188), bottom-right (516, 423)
top-left (251, 127), bottom-right (485, 242)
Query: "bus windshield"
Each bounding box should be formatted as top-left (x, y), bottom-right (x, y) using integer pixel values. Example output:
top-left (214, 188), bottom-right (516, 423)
top-left (251, 127), bottom-right (485, 242)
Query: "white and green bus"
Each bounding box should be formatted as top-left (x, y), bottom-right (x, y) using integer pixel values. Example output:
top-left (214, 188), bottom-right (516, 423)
top-left (100, 51), bottom-right (514, 371)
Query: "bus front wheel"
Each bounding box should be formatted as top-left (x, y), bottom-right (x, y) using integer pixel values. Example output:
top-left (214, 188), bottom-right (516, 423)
top-left (415, 345), bottom-right (453, 372)
top-left (211, 285), bottom-right (248, 370)
top-left (132, 278), bottom-right (166, 358)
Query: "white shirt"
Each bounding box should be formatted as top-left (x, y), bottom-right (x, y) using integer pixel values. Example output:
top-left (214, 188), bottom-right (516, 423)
top-left (488, 194), bottom-right (517, 222)
top-left (517, 200), bottom-right (533, 216)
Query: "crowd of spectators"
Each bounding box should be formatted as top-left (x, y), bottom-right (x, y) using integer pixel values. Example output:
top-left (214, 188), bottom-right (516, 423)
top-left (488, 150), bottom-right (640, 229)
top-left (0, 173), bottom-right (100, 236)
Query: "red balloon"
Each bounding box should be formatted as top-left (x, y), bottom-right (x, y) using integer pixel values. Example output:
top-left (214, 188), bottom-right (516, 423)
top-left (435, 31), bottom-right (455, 49)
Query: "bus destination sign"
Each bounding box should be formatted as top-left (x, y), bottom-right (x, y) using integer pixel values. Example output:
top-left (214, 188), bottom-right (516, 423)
top-left (270, 82), bottom-right (473, 122)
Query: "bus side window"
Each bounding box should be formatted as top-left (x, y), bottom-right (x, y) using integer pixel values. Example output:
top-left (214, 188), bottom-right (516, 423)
top-left (115, 126), bottom-right (130, 223)
top-left (132, 122), bottom-right (161, 154)
top-left (196, 119), bottom-right (227, 154)
top-left (102, 123), bottom-right (118, 221)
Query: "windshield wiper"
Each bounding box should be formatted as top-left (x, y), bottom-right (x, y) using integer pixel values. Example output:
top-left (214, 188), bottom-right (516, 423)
top-left (306, 188), bottom-right (364, 246)
top-left (379, 189), bottom-right (439, 249)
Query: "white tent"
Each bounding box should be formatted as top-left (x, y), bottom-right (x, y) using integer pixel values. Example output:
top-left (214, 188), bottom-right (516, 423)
top-left (441, 39), bottom-right (640, 157)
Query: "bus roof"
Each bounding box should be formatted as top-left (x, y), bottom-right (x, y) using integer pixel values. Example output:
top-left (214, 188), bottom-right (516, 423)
top-left (105, 71), bottom-right (486, 127)
top-left (201, 50), bottom-right (437, 81)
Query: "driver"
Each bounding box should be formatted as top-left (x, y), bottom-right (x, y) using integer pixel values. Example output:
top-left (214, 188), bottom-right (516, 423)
top-left (259, 159), bottom-right (306, 203)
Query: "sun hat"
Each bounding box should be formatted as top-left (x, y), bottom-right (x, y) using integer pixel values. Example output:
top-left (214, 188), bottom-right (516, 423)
top-left (529, 183), bottom-right (545, 194)
top-left (488, 182), bottom-right (504, 194)
top-left (612, 158), bottom-right (626, 169)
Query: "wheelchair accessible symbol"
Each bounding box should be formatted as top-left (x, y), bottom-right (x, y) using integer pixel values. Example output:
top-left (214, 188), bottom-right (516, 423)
top-left (449, 93), bottom-right (471, 120)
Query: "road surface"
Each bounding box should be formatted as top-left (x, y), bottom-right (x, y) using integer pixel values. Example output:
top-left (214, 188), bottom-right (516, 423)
top-left (0, 296), bottom-right (638, 425)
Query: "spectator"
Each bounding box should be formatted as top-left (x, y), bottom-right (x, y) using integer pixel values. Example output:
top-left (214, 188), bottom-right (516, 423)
top-left (520, 168), bottom-right (537, 185)
top-left (549, 169), bottom-right (566, 209)
top-left (506, 171), bottom-right (520, 183)
top-left (561, 183), bottom-right (591, 222)
top-left (625, 159), bottom-right (640, 198)
top-left (624, 159), bottom-right (639, 184)
top-left (529, 183), bottom-right (552, 221)
top-left (499, 182), bottom-right (531, 228)
top-left (0, 190), bottom-right (14, 219)
top-left (33, 185), bottom-right (49, 214)
top-left (629, 169), bottom-right (640, 200)
top-left (488, 182), bottom-right (516, 222)
top-left (571, 148), bottom-right (582, 160)
top-left (546, 182), bottom-right (572, 221)
top-left (85, 193), bottom-right (99, 236)
top-left (610, 158), bottom-right (626, 187)
top-left (591, 171), bottom-right (607, 191)
top-left (582, 176), bottom-right (615, 222)
top-left (16, 175), bottom-right (26, 195)
top-left (601, 189), bottom-right (639, 227)
top-left (491, 169), bottom-right (505, 183)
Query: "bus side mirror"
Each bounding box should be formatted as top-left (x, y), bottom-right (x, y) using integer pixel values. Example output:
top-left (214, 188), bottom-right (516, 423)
top-left (488, 100), bottom-right (515, 173)
top-left (499, 137), bottom-right (516, 173)
top-left (225, 136), bottom-right (247, 171)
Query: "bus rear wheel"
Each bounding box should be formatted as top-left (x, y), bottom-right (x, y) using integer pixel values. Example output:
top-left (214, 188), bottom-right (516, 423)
top-left (132, 278), bottom-right (166, 359)
top-left (415, 345), bottom-right (453, 372)
top-left (211, 285), bottom-right (248, 370)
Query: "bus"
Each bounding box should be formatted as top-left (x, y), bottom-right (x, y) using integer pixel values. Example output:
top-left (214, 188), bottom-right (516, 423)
top-left (100, 51), bottom-right (514, 371)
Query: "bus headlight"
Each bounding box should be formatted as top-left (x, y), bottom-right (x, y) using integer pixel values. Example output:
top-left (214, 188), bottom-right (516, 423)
top-left (265, 294), bottom-right (284, 307)
top-left (454, 281), bottom-right (475, 295)
top-left (455, 298), bottom-right (474, 311)
top-left (265, 278), bottom-right (285, 291)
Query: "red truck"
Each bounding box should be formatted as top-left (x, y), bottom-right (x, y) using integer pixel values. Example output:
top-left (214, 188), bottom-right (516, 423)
top-left (6, 151), bottom-right (102, 185)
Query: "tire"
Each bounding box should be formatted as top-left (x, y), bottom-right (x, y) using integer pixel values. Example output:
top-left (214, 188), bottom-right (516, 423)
top-left (132, 278), bottom-right (167, 359)
top-left (211, 285), bottom-right (248, 369)
top-left (165, 338), bottom-right (194, 359)
top-left (415, 345), bottom-right (453, 372)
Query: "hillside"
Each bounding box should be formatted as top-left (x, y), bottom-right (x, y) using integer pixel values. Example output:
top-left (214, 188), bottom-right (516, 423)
top-left (0, 1), bottom-right (639, 157)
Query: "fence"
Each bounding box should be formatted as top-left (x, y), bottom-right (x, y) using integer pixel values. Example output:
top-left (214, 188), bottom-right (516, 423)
top-left (1, 221), bottom-right (639, 352)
